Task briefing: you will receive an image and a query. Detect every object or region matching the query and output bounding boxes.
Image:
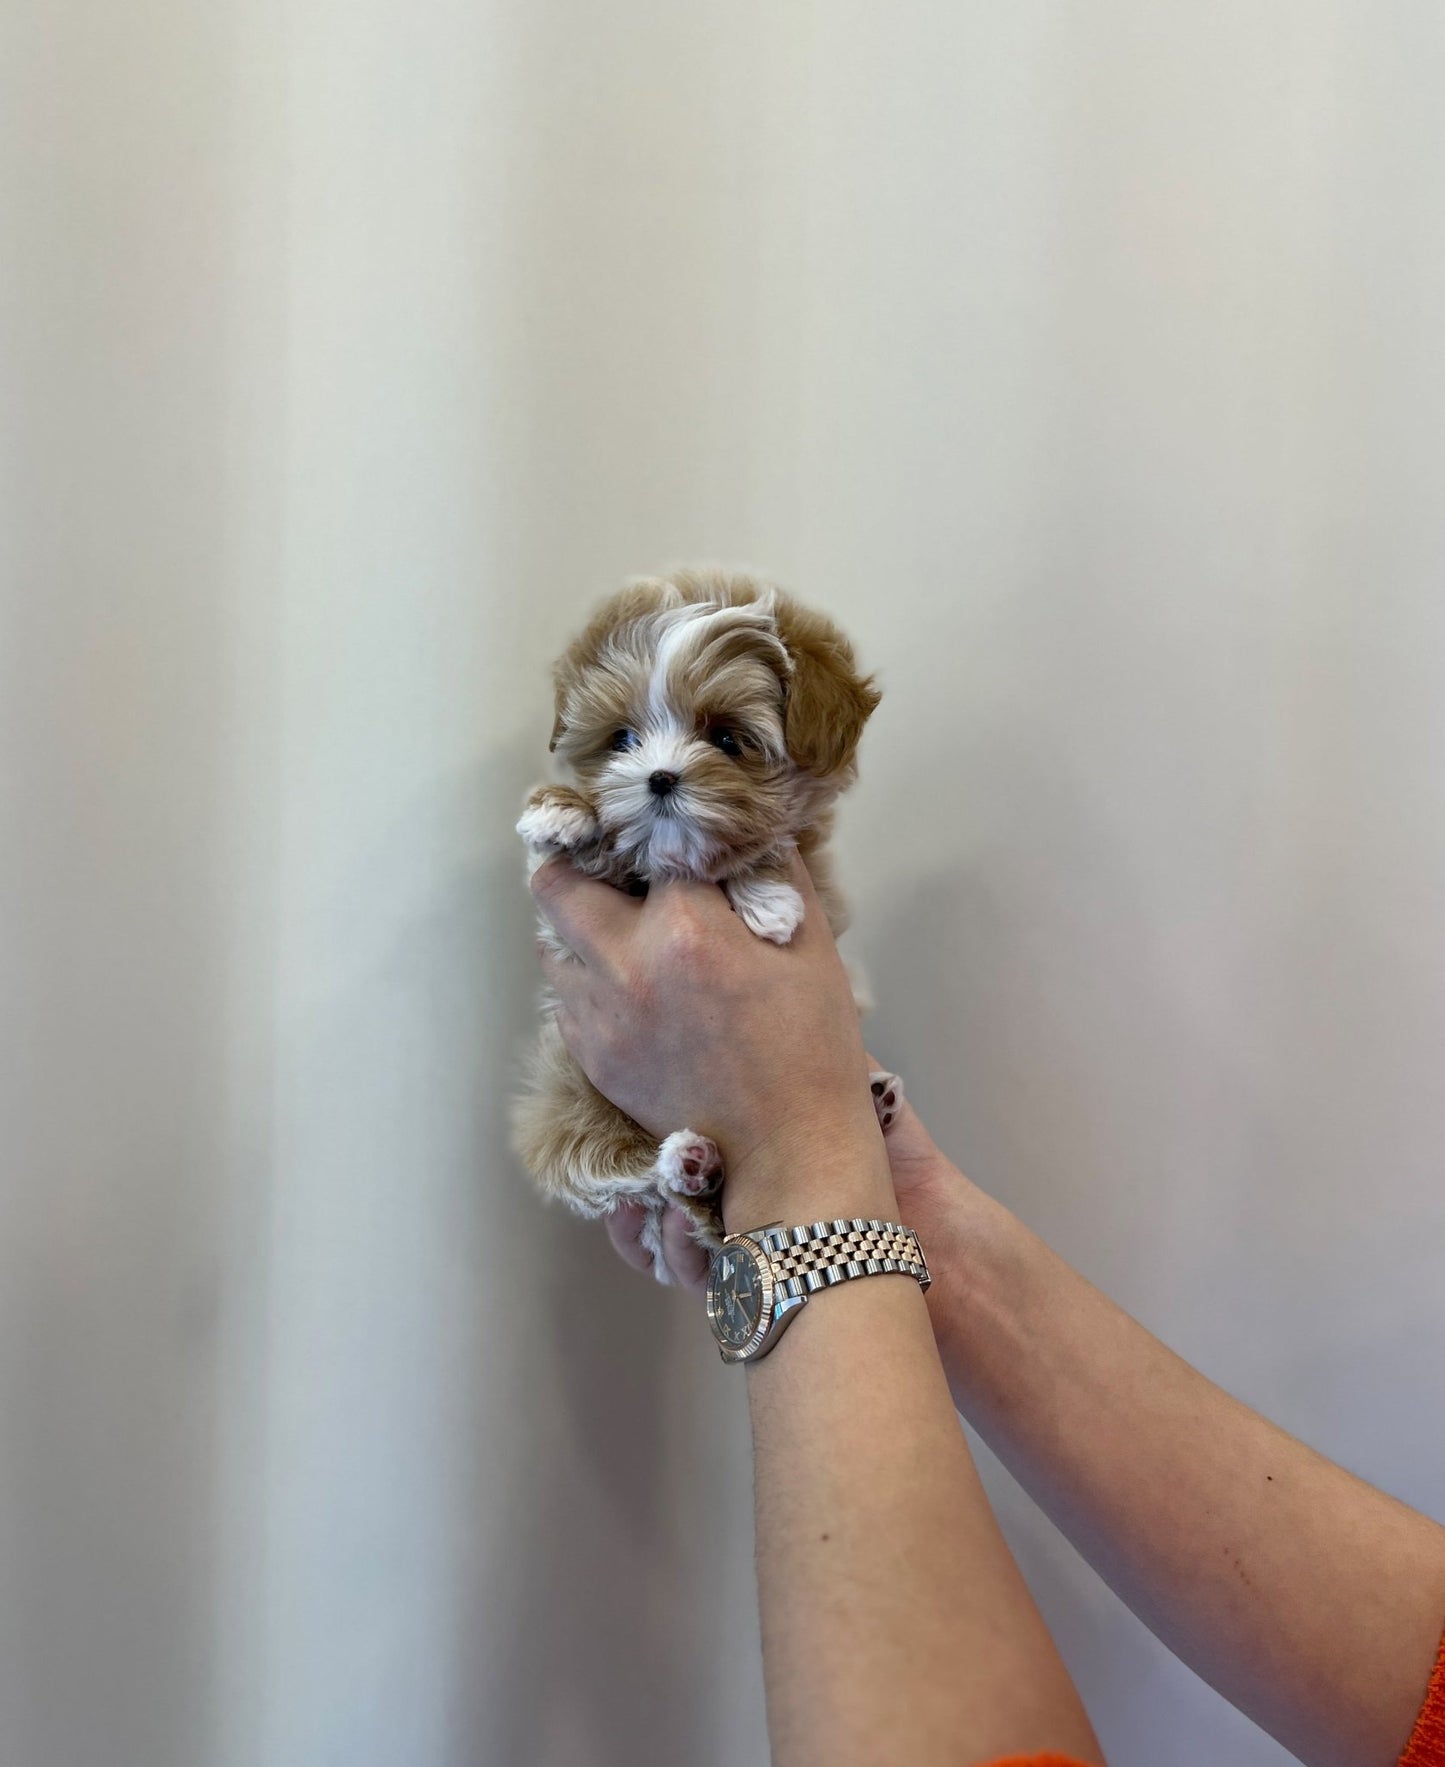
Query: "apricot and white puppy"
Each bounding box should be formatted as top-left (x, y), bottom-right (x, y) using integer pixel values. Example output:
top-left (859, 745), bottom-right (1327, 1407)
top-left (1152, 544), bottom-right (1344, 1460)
top-left (511, 566), bottom-right (903, 1279)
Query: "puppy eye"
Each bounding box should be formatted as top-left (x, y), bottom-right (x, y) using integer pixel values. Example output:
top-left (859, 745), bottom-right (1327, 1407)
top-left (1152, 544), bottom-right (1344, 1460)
top-left (608, 729), bottom-right (638, 753)
top-left (709, 726), bottom-right (744, 758)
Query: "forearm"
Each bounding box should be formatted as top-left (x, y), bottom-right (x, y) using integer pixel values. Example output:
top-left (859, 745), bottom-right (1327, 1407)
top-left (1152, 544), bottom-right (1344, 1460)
top-left (727, 1132), bottom-right (1102, 1767)
top-left (923, 1155), bottom-right (1445, 1767)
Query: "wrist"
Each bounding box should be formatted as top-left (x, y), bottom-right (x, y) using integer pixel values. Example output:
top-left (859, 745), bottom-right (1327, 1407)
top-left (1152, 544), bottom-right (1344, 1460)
top-left (720, 1108), bottom-right (895, 1235)
top-left (874, 1118), bottom-right (999, 1310)
top-left (906, 1159), bottom-right (1023, 1397)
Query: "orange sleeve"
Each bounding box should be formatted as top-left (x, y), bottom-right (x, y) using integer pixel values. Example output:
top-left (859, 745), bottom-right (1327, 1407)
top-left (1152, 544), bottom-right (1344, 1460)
top-left (969, 1626), bottom-right (1445, 1767)
top-left (1400, 1624), bottom-right (1445, 1766)
top-left (976, 1625), bottom-right (1445, 1767)
top-left (976, 1757), bottom-right (1094, 1767)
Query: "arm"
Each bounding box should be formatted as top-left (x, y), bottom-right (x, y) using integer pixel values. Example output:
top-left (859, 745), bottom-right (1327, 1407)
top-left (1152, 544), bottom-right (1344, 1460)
top-left (530, 856), bottom-right (1102, 1767)
top-left (881, 1098), bottom-right (1445, 1767)
top-left (722, 1132), bottom-right (1102, 1767)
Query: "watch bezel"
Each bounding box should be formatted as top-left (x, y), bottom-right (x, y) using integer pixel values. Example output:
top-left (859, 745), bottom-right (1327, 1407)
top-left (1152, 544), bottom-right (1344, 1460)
top-left (705, 1234), bottom-right (777, 1364)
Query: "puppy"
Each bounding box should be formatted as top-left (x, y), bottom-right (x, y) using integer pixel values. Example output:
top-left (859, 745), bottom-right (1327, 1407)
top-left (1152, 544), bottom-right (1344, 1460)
top-left (511, 566), bottom-right (903, 1279)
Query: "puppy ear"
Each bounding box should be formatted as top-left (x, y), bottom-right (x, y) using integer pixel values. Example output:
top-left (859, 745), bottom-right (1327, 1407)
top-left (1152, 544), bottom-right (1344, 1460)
top-left (773, 595), bottom-right (881, 777)
top-left (548, 651), bottom-right (578, 752)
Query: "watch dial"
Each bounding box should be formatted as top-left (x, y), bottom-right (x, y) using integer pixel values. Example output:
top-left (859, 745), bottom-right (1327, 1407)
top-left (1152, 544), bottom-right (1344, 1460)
top-left (708, 1246), bottom-right (765, 1349)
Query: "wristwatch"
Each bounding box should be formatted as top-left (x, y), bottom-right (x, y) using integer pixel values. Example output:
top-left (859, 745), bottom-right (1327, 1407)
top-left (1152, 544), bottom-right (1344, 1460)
top-left (705, 1217), bottom-right (931, 1364)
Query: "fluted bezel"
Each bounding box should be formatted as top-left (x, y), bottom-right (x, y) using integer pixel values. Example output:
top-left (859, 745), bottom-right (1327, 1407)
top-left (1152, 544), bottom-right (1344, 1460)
top-left (706, 1234), bottom-right (777, 1364)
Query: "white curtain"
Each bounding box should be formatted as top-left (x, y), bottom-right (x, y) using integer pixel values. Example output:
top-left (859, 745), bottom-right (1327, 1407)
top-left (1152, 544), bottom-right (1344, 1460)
top-left (4, 4), bottom-right (1443, 1764)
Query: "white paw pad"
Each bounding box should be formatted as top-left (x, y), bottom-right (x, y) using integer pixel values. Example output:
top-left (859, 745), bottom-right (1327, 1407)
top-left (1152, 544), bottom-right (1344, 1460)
top-left (654, 1130), bottom-right (724, 1198)
top-left (869, 1071), bottom-right (904, 1133)
top-left (727, 876), bottom-right (805, 945)
top-left (517, 797), bottom-right (598, 852)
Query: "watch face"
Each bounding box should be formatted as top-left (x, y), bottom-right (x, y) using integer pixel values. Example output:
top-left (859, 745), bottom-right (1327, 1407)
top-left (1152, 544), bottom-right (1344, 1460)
top-left (707, 1243), bottom-right (767, 1351)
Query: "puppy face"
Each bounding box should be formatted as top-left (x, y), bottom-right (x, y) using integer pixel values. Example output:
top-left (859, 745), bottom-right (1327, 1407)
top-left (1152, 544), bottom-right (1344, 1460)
top-left (548, 572), bottom-right (879, 881)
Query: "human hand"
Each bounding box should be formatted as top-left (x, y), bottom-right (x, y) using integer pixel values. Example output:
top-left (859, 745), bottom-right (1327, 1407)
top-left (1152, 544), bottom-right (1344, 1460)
top-left (530, 852), bottom-right (892, 1243)
top-left (601, 1055), bottom-right (963, 1291)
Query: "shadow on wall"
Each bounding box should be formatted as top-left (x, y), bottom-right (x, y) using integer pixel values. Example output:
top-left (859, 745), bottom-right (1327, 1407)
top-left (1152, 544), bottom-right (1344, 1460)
top-left (856, 731), bottom-right (1275, 1325)
top-left (853, 753), bottom-right (1445, 1758)
top-left (852, 848), bottom-right (1265, 1763)
top-left (453, 746), bottom-right (715, 1767)
top-left (230, 739), bottom-right (699, 1767)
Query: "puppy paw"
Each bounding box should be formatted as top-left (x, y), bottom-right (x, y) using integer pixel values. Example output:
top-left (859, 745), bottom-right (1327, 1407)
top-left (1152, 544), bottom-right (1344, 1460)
top-left (636, 1194), bottom-right (721, 1285)
top-left (869, 1070), bottom-right (904, 1133)
top-left (726, 875), bottom-right (805, 945)
top-left (677, 1197), bottom-right (725, 1253)
top-left (517, 788), bottom-right (599, 853)
top-left (637, 1206), bottom-right (676, 1286)
top-left (653, 1130), bottom-right (724, 1198)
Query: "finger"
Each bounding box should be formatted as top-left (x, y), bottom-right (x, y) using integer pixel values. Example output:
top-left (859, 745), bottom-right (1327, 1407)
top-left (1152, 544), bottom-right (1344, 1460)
top-left (536, 945), bottom-right (585, 1030)
top-left (537, 941), bottom-right (572, 994)
top-left (788, 849), bottom-right (820, 900)
top-left (605, 1203), bottom-right (656, 1275)
top-left (529, 854), bottom-right (638, 968)
top-left (784, 852), bottom-right (844, 956)
top-left (660, 1205), bottom-right (710, 1295)
top-left (643, 870), bottom-right (736, 924)
top-left (552, 1006), bottom-right (581, 1059)
top-left (784, 851), bottom-right (829, 924)
top-left (535, 935), bottom-right (577, 986)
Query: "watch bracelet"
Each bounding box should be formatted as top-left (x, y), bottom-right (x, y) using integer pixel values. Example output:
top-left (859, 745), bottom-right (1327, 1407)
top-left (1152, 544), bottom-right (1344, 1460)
top-left (755, 1218), bottom-right (930, 1300)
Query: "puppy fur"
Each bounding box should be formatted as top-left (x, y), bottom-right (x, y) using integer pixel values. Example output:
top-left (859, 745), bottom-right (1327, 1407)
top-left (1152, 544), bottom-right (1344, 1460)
top-left (511, 566), bottom-right (899, 1279)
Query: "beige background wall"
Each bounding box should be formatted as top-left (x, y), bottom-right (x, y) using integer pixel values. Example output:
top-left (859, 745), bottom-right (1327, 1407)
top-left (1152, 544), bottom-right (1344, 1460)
top-left (4, 3), bottom-right (1443, 1764)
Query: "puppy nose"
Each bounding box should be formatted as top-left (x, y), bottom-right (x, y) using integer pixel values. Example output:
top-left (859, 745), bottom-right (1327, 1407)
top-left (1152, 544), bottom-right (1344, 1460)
top-left (648, 770), bottom-right (678, 798)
